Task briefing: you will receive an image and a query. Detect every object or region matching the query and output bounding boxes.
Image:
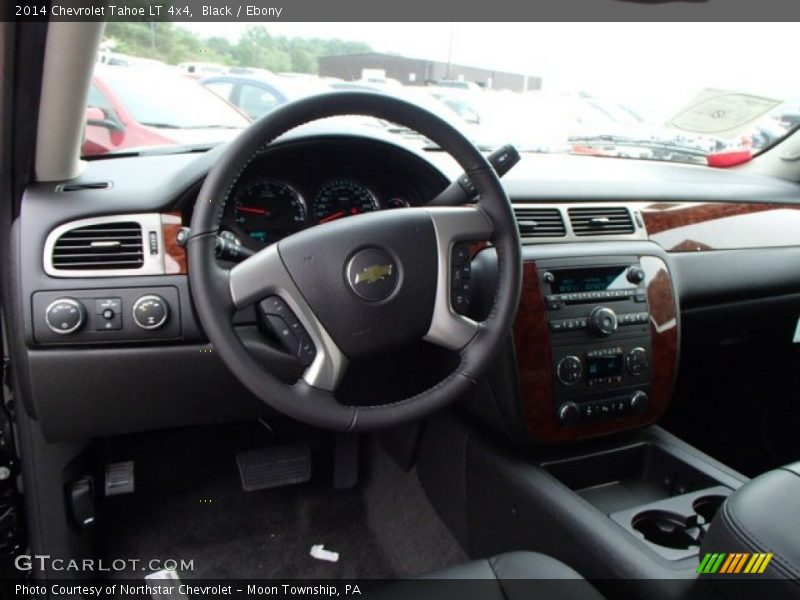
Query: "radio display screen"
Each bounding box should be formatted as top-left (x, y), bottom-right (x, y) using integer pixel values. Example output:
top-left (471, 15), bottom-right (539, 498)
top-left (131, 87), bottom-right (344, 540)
top-left (587, 354), bottom-right (623, 379)
top-left (551, 267), bottom-right (628, 294)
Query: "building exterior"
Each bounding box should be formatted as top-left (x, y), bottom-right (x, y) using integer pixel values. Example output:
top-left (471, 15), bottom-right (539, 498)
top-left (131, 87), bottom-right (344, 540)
top-left (319, 52), bottom-right (541, 92)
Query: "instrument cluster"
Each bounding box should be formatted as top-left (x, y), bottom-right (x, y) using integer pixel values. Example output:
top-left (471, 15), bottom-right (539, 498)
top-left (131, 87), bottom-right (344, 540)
top-left (223, 174), bottom-right (416, 249)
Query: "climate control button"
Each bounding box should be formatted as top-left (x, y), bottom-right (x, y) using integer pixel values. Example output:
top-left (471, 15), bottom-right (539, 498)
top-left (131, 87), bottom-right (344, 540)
top-left (556, 355), bottom-right (582, 385)
top-left (45, 298), bottom-right (86, 334)
top-left (132, 294), bottom-right (169, 330)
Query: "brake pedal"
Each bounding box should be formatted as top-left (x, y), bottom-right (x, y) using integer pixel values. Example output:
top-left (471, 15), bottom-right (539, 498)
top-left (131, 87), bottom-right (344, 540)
top-left (236, 444), bottom-right (311, 491)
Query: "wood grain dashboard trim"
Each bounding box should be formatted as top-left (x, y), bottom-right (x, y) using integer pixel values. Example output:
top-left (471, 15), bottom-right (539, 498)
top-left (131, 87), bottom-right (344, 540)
top-left (513, 256), bottom-right (678, 443)
top-left (642, 202), bottom-right (800, 252)
top-left (161, 212), bottom-right (187, 275)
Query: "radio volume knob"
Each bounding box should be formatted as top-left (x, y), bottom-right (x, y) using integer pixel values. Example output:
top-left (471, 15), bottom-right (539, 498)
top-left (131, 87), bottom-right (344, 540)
top-left (45, 298), bottom-right (86, 334)
top-left (589, 306), bottom-right (618, 336)
top-left (627, 266), bottom-right (646, 284)
top-left (132, 294), bottom-right (169, 330)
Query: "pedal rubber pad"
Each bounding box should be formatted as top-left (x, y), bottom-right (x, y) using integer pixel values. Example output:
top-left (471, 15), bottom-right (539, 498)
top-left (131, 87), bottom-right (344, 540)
top-left (236, 444), bottom-right (311, 491)
top-left (105, 461), bottom-right (135, 496)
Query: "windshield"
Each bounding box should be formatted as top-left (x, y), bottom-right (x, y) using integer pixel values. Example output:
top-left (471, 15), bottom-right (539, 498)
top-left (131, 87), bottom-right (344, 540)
top-left (97, 67), bottom-right (249, 129)
top-left (85, 22), bottom-right (800, 166)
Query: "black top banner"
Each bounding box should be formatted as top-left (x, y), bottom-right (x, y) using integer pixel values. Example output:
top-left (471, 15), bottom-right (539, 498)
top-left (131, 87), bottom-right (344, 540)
top-left (4, 0), bottom-right (800, 22)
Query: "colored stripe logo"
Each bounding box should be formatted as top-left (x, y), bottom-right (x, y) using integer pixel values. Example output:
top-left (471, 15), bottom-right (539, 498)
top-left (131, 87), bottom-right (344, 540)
top-left (697, 552), bottom-right (773, 574)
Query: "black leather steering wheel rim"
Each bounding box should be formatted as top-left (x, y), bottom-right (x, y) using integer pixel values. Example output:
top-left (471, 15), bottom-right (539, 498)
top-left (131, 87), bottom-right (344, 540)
top-left (188, 91), bottom-right (521, 432)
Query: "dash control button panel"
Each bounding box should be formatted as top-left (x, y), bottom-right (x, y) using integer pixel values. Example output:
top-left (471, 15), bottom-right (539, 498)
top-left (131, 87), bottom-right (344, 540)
top-left (95, 297), bottom-right (122, 331)
top-left (259, 296), bottom-right (316, 367)
top-left (450, 243), bottom-right (472, 316)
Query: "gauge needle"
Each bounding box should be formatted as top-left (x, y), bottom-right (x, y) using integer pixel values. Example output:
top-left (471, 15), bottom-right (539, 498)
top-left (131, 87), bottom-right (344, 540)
top-left (238, 206), bottom-right (271, 217)
top-left (319, 210), bottom-right (347, 223)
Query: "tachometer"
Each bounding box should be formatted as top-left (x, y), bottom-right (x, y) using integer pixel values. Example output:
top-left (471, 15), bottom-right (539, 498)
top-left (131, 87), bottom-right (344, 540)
top-left (233, 179), bottom-right (306, 244)
top-left (312, 179), bottom-right (379, 223)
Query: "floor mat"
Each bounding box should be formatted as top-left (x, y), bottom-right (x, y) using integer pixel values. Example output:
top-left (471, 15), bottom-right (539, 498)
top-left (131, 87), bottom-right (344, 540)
top-left (98, 422), bottom-right (467, 580)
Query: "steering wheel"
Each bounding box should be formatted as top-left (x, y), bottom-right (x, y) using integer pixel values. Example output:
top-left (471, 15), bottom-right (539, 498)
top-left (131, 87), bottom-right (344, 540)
top-left (187, 92), bottom-right (521, 432)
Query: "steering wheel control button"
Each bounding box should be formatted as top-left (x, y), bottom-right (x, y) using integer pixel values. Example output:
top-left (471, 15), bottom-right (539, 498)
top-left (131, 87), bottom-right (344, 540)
top-left (556, 355), bottom-right (582, 385)
top-left (266, 314), bottom-right (301, 355)
top-left (45, 298), bottom-right (86, 334)
top-left (345, 247), bottom-right (399, 302)
top-left (451, 243), bottom-right (470, 266)
top-left (132, 294), bottom-right (169, 330)
top-left (259, 297), bottom-right (317, 366)
top-left (450, 244), bottom-right (473, 315)
top-left (626, 347), bottom-right (648, 375)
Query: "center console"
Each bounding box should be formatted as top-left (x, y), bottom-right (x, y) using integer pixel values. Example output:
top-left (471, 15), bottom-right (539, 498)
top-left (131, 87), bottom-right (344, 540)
top-left (513, 253), bottom-right (679, 443)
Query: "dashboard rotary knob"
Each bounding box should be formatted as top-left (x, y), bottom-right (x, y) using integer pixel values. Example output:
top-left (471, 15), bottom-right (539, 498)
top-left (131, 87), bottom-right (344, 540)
top-left (557, 402), bottom-right (580, 427)
top-left (45, 298), bottom-right (86, 334)
top-left (132, 294), bottom-right (169, 330)
top-left (630, 391), bottom-right (650, 415)
top-left (589, 306), bottom-right (618, 336)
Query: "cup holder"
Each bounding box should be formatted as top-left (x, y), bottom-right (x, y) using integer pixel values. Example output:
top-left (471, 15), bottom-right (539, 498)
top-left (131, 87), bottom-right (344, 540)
top-left (693, 495), bottom-right (725, 524)
top-left (631, 510), bottom-right (702, 549)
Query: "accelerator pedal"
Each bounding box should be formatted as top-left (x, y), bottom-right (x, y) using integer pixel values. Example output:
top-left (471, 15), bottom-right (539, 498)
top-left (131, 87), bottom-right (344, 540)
top-left (236, 443), bottom-right (311, 491)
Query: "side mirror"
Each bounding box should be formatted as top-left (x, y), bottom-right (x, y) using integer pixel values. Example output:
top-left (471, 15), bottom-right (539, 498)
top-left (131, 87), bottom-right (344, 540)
top-left (85, 106), bottom-right (124, 133)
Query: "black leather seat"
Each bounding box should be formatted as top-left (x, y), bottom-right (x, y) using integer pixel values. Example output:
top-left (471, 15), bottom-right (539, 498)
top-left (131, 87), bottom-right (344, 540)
top-left (377, 551), bottom-right (604, 600)
top-left (701, 461), bottom-right (800, 599)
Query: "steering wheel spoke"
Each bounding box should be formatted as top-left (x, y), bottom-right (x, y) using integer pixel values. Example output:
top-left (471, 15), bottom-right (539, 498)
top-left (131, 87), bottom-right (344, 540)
top-left (424, 206), bottom-right (494, 351)
top-left (230, 245), bottom-right (348, 392)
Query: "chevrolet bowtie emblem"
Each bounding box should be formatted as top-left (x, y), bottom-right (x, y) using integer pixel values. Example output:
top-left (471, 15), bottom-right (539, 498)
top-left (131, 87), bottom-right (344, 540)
top-left (354, 264), bottom-right (394, 285)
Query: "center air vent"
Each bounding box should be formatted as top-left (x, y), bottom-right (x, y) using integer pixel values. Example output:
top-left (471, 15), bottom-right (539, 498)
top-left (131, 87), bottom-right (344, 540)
top-left (568, 207), bottom-right (635, 236)
top-left (513, 207), bottom-right (566, 238)
top-left (52, 221), bottom-right (144, 271)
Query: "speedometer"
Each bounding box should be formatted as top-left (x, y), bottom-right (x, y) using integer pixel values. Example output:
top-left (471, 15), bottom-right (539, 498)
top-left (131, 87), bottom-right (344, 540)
top-left (233, 179), bottom-right (306, 244)
top-left (312, 179), bottom-right (379, 223)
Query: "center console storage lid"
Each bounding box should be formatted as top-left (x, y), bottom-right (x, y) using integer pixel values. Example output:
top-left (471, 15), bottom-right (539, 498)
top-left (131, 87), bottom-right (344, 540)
top-left (701, 461), bottom-right (800, 596)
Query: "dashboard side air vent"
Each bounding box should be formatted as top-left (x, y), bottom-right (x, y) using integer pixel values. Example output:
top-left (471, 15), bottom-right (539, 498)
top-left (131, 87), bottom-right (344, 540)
top-left (57, 182), bottom-right (112, 192)
top-left (568, 206), bottom-right (635, 236)
top-left (513, 207), bottom-right (567, 238)
top-left (51, 221), bottom-right (144, 271)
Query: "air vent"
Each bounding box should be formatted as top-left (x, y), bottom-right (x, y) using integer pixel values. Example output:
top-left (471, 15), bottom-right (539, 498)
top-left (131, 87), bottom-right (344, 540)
top-left (52, 221), bottom-right (144, 270)
top-left (513, 207), bottom-right (566, 238)
top-left (568, 207), bottom-right (635, 236)
top-left (58, 182), bottom-right (112, 192)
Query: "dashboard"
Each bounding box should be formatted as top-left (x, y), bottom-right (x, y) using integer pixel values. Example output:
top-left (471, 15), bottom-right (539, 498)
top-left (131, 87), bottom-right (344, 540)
top-left (12, 128), bottom-right (800, 442)
top-left (217, 139), bottom-right (447, 250)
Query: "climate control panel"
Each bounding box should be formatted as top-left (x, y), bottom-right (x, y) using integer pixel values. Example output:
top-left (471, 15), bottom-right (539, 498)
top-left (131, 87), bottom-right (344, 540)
top-left (33, 287), bottom-right (180, 345)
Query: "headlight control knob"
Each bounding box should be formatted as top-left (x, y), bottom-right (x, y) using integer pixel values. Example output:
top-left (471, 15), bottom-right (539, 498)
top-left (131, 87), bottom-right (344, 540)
top-left (45, 298), bottom-right (86, 334)
top-left (132, 294), bottom-right (169, 330)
